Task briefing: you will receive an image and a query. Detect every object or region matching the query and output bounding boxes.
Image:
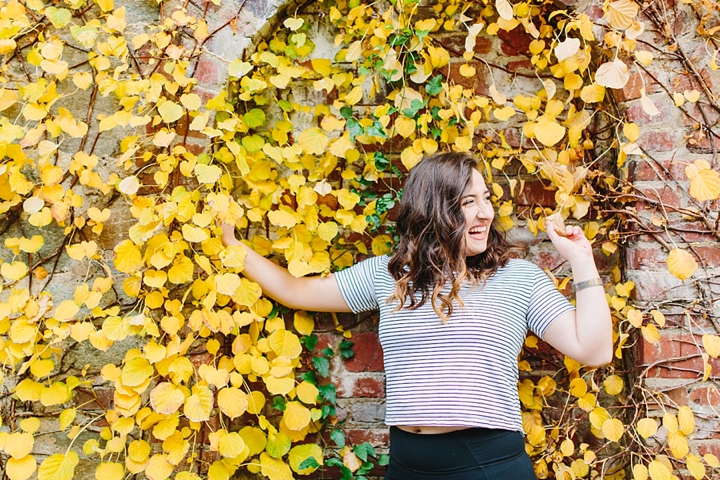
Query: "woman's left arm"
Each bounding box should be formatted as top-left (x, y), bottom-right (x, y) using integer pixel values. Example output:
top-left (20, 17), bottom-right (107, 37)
top-left (541, 225), bottom-right (613, 367)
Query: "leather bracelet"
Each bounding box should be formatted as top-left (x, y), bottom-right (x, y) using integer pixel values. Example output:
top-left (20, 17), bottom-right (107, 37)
top-left (574, 277), bottom-right (603, 292)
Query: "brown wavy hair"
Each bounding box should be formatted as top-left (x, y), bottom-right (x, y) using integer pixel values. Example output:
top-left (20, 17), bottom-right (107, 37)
top-left (387, 152), bottom-right (517, 321)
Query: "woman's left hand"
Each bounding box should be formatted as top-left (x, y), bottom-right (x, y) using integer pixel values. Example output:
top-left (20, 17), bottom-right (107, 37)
top-left (546, 224), bottom-right (594, 265)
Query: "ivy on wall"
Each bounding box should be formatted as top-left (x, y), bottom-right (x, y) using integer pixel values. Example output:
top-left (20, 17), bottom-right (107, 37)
top-left (0, 0), bottom-right (719, 478)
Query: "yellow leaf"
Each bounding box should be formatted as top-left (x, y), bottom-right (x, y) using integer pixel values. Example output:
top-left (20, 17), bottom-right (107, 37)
top-left (38, 451), bottom-right (78, 480)
top-left (283, 401), bottom-right (311, 431)
top-left (240, 427), bottom-right (267, 456)
top-left (247, 391), bottom-right (266, 415)
top-left (534, 118), bottom-right (566, 146)
top-left (633, 464), bottom-right (648, 480)
top-left (569, 377), bottom-right (587, 397)
top-left (703, 334), bottom-right (720, 358)
top-left (589, 406), bottom-right (610, 429)
top-left (704, 453), bottom-right (720, 467)
top-left (122, 357), bottom-right (153, 387)
top-left (289, 443), bottom-right (323, 474)
top-left (580, 83), bottom-right (605, 103)
top-left (59, 409), bottom-right (76, 431)
top-left (601, 418), bottom-right (624, 442)
top-left (641, 324), bottom-right (660, 344)
top-left (493, 106), bottom-right (516, 121)
top-left (158, 101), bottom-right (183, 123)
top-left (343, 448), bottom-right (363, 472)
top-left (1, 262), bottom-right (28, 281)
top-left (218, 432), bottom-right (246, 459)
top-left (232, 278), bottom-right (262, 307)
top-left (95, 462), bottom-right (123, 480)
top-left (268, 329), bottom-right (302, 358)
top-left (150, 382), bottom-right (185, 414)
top-left (344, 86), bottom-right (363, 106)
top-left (685, 161), bottom-right (720, 201)
top-left (297, 128), bottom-right (329, 155)
top-left (400, 145), bottom-right (423, 170)
top-left (20, 418), bottom-right (40, 434)
top-left (678, 405), bottom-right (695, 435)
top-left (217, 387), bottom-right (248, 419)
top-left (7, 455), bottom-right (36, 480)
top-left (293, 311), bottom-right (314, 336)
top-left (636, 417), bottom-right (658, 438)
top-left (296, 381), bottom-right (319, 405)
top-left (5, 433), bottom-right (34, 459)
top-left (667, 430), bottom-right (689, 458)
top-left (40, 382), bottom-right (71, 406)
top-left (96, 0), bottom-right (113, 11)
top-left (595, 59), bottom-right (630, 89)
top-left (183, 385), bottom-right (213, 422)
top-left (686, 454), bottom-right (705, 480)
top-left (114, 240), bottom-right (142, 274)
top-left (457, 63), bottom-right (475, 78)
top-left (603, 375), bottom-right (624, 395)
top-left (605, 0), bottom-right (639, 29)
top-left (651, 310), bottom-right (665, 327)
top-left (624, 122), bottom-right (640, 142)
top-left (663, 412), bottom-right (678, 432)
top-left (635, 50), bottom-right (653, 65)
top-left (268, 209), bottom-right (299, 228)
top-left (194, 164), bottom-right (222, 184)
top-left (666, 248), bottom-right (698, 281)
top-left (394, 116), bottom-right (415, 138)
top-left (260, 452), bottom-right (293, 480)
top-left (117, 175), bottom-right (140, 195)
top-left (144, 455), bottom-right (173, 480)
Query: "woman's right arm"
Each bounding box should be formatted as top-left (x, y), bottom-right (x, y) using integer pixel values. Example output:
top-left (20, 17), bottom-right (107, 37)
top-left (220, 224), bottom-right (353, 313)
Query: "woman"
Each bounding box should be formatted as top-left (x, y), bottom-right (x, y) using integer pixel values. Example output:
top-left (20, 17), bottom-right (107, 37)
top-left (221, 152), bottom-right (612, 479)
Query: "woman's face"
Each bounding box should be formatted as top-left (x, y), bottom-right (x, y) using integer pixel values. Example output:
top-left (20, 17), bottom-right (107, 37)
top-left (461, 169), bottom-right (495, 257)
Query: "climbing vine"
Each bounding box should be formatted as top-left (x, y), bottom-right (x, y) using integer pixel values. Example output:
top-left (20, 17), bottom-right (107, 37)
top-left (0, 0), bottom-right (718, 478)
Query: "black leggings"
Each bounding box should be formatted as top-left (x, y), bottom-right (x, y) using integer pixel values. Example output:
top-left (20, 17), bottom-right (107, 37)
top-left (384, 427), bottom-right (537, 479)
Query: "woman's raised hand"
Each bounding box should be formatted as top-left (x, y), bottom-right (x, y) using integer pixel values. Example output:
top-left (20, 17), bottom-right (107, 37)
top-left (546, 224), bottom-right (594, 265)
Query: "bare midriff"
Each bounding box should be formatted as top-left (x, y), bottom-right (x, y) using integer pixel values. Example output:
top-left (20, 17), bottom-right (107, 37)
top-left (396, 425), bottom-right (471, 434)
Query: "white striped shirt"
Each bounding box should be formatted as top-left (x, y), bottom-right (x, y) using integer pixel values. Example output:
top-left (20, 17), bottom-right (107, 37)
top-left (334, 256), bottom-right (574, 432)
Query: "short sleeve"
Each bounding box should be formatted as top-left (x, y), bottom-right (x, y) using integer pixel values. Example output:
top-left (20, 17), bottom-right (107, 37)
top-left (527, 266), bottom-right (575, 338)
top-left (333, 256), bottom-right (385, 313)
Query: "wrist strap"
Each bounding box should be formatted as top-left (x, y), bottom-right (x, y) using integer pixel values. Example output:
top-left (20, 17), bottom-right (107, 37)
top-left (574, 277), bottom-right (603, 292)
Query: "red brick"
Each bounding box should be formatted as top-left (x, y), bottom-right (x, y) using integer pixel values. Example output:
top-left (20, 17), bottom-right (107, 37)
top-left (74, 387), bottom-right (114, 410)
top-left (615, 71), bottom-right (662, 102)
top-left (439, 62), bottom-right (489, 95)
top-left (352, 376), bottom-right (385, 398)
top-left (697, 441), bottom-right (720, 458)
top-left (636, 130), bottom-right (680, 153)
top-left (690, 386), bottom-right (720, 406)
top-left (194, 57), bottom-right (221, 85)
top-left (344, 332), bottom-right (384, 372)
top-left (687, 128), bottom-right (720, 154)
top-left (497, 27), bottom-right (532, 57)
top-left (626, 247), bottom-right (666, 270)
top-left (666, 220), bottom-right (716, 242)
top-left (346, 428), bottom-right (390, 447)
top-left (640, 332), bottom-right (720, 378)
top-left (629, 157), bottom-right (686, 181)
top-left (517, 180), bottom-right (557, 208)
top-left (625, 96), bottom-right (676, 126)
top-left (507, 59), bottom-right (534, 73)
top-left (635, 186), bottom-right (682, 211)
top-left (437, 34), bottom-right (493, 55)
top-left (189, 352), bottom-right (214, 369)
top-left (586, 5), bottom-right (604, 21)
top-left (695, 246), bottom-right (720, 267)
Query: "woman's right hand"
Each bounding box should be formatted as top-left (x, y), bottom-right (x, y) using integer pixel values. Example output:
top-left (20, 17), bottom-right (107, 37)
top-left (221, 223), bottom-right (241, 247)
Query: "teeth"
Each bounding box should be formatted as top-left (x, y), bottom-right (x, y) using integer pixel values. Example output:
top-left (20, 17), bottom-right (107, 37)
top-left (469, 226), bottom-right (486, 234)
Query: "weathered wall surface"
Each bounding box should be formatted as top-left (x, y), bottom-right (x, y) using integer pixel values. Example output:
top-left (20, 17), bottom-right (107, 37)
top-left (1, 0), bottom-right (719, 477)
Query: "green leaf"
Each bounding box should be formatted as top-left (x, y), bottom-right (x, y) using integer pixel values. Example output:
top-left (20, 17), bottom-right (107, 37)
top-left (272, 396), bottom-right (287, 411)
top-left (330, 429), bottom-right (346, 449)
top-left (313, 356), bottom-right (329, 377)
top-left (354, 442), bottom-right (375, 462)
top-left (347, 118), bottom-right (364, 142)
top-left (45, 7), bottom-right (72, 28)
top-left (425, 75), bottom-right (443, 95)
top-left (378, 454), bottom-right (390, 466)
top-left (318, 383), bottom-right (336, 404)
top-left (298, 457), bottom-right (320, 470)
top-left (340, 106), bottom-right (354, 119)
top-left (244, 108), bottom-right (266, 128)
top-left (402, 99), bottom-right (425, 118)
